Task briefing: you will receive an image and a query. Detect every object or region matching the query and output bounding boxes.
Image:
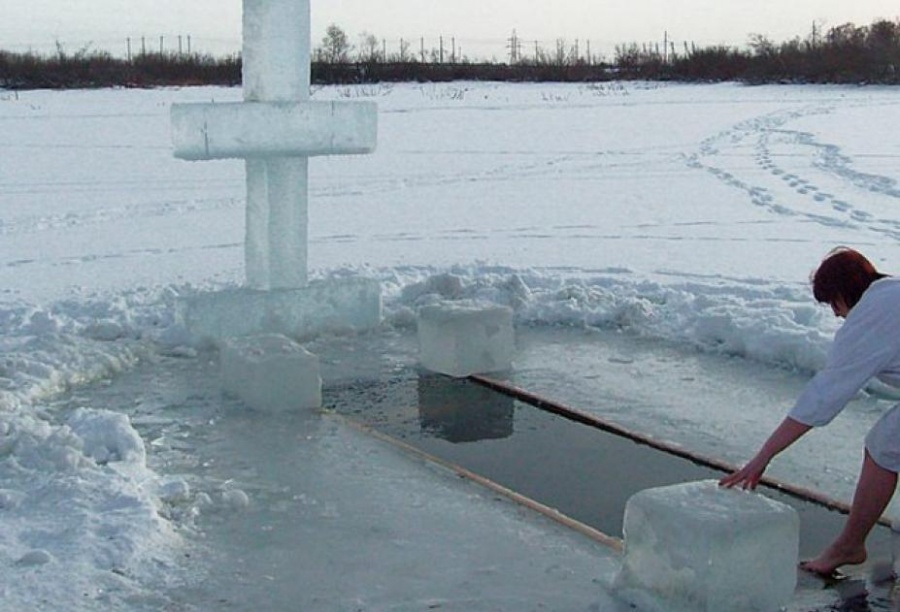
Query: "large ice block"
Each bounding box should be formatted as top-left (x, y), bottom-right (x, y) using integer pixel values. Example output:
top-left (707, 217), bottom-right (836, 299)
top-left (171, 101), bottom-right (377, 160)
top-left (221, 333), bottom-right (321, 412)
top-left (615, 480), bottom-right (799, 612)
top-left (176, 278), bottom-right (382, 347)
top-left (417, 300), bottom-right (514, 377)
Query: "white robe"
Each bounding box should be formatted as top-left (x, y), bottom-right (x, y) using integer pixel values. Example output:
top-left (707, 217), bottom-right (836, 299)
top-left (788, 277), bottom-right (900, 471)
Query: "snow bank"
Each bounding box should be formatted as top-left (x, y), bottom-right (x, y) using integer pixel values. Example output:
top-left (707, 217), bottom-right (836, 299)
top-left (0, 405), bottom-right (184, 610)
top-left (374, 265), bottom-right (837, 373)
top-left (1, 267), bottom-right (839, 417)
top-left (0, 287), bottom-right (199, 610)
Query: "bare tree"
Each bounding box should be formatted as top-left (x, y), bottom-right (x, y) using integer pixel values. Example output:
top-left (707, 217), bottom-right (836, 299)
top-left (397, 38), bottom-right (412, 62)
top-left (356, 31), bottom-right (380, 63)
top-left (316, 23), bottom-right (352, 63)
top-left (748, 33), bottom-right (777, 58)
top-left (553, 38), bottom-right (568, 65)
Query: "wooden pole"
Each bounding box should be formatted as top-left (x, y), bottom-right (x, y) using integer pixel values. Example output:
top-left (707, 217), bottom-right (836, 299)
top-left (469, 374), bottom-right (891, 527)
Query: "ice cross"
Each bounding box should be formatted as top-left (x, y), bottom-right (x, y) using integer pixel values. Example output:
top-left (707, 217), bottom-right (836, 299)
top-left (170, 0), bottom-right (376, 290)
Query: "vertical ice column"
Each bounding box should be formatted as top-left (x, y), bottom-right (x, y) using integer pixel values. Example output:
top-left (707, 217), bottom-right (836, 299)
top-left (243, 0), bottom-right (310, 290)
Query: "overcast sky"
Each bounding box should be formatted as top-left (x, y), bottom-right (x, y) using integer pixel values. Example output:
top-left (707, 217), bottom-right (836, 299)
top-left (3, 0), bottom-right (897, 59)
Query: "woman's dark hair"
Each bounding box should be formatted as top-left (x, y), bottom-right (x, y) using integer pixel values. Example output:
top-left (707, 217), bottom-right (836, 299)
top-left (811, 247), bottom-right (888, 309)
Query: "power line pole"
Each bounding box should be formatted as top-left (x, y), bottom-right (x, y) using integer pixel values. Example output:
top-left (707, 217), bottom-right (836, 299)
top-left (507, 29), bottom-right (521, 64)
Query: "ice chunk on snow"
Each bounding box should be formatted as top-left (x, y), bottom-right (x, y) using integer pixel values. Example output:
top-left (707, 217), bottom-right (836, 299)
top-left (68, 408), bottom-right (146, 466)
top-left (615, 480), bottom-right (799, 612)
top-left (221, 489), bottom-right (251, 510)
top-left (417, 300), bottom-right (514, 377)
top-left (158, 479), bottom-right (191, 504)
top-left (221, 333), bottom-right (321, 412)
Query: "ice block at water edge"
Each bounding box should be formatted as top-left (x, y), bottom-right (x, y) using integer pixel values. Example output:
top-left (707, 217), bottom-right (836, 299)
top-left (615, 480), bottom-right (799, 612)
top-left (417, 301), bottom-right (514, 377)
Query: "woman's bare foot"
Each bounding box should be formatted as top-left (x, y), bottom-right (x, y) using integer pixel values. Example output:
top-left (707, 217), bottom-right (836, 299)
top-left (800, 544), bottom-right (867, 576)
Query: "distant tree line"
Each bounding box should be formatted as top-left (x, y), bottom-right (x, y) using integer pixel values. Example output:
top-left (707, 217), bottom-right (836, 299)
top-left (0, 43), bottom-right (240, 89)
top-left (628, 20), bottom-right (900, 83)
top-left (1, 18), bottom-right (898, 90)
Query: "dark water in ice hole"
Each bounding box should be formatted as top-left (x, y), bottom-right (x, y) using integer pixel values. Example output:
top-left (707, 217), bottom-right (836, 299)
top-left (327, 372), bottom-right (898, 612)
top-left (328, 373), bottom-right (889, 556)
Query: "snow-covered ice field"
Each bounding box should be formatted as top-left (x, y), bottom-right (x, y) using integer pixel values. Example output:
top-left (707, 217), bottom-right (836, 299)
top-left (2, 80), bottom-right (900, 609)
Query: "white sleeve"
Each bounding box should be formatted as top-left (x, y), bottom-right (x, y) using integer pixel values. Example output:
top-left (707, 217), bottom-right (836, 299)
top-left (789, 292), bottom-right (898, 426)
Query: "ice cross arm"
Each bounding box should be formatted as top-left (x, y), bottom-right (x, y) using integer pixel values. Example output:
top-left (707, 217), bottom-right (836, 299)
top-left (171, 100), bottom-right (377, 160)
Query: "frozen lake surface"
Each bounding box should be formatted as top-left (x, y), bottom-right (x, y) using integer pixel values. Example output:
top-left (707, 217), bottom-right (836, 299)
top-left (2, 81), bottom-right (900, 609)
top-left (49, 330), bottom-right (625, 611)
top-left (49, 324), bottom-right (893, 611)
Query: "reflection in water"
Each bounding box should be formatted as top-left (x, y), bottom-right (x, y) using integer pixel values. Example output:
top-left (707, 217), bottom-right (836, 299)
top-left (417, 374), bottom-right (514, 443)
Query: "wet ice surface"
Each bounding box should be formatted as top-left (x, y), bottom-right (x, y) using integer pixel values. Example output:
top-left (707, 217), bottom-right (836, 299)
top-left (54, 330), bottom-right (626, 611)
top-left (51, 324), bottom-right (897, 611)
